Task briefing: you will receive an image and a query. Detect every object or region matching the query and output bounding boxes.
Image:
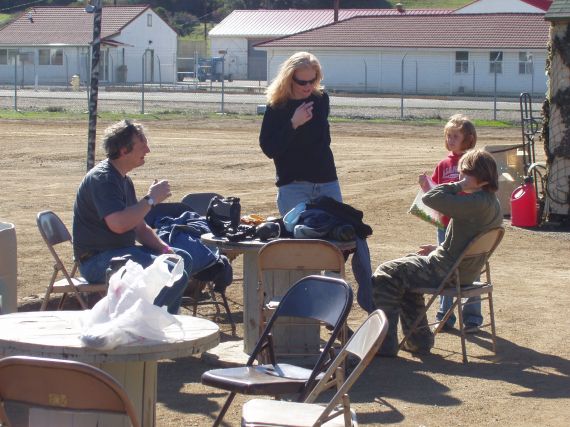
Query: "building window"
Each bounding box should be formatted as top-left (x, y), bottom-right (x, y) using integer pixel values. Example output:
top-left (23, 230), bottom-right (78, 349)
top-left (489, 51), bottom-right (503, 74)
top-left (519, 52), bottom-right (533, 74)
top-left (39, 48), bottom-right (63, 65)
top-left (147, 14), bottom-right (152, 27)
top-left (0, 48), bottom-right (17, 65)
top-left (455, 51), bottom-right (469, 74)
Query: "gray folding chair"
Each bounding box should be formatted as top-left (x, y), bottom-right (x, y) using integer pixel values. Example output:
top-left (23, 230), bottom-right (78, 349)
top-left (0, 356), bottom-right (140, 427)
top-left (36, 210), bottom-right (106, 310)
top-left (400, 226), bottom-right (505, 363)
top-left (241, 309), bottom-right (388, 427)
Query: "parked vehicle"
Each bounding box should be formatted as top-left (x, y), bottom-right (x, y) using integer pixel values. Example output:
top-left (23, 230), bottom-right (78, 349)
top-left (197, 57), bottom-right (232, 82)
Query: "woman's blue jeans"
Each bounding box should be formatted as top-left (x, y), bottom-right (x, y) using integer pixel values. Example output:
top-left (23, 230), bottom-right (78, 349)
top-left (277, 180), bottom-right (342, 216)
top-left (79, 246), bottom-right (191, 314)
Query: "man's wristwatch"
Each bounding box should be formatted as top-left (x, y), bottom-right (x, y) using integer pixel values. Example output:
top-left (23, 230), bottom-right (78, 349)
top-left (143, 195), bottom-right (155, 208)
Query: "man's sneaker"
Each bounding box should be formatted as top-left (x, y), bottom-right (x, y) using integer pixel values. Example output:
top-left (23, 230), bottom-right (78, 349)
top-left (464, 323), bottom-right (481, 334)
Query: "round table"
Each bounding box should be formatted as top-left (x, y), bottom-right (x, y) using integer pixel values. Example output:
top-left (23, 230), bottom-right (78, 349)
top-left (0, 310), bottom-right (219, 427)
top-left (201, 233), bottom-right (355, 354)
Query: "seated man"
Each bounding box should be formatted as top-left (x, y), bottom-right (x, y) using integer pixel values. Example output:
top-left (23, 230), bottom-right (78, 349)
top-left (372, 149), bottom-right (502, 356)
top-left (72, 119), bottom-right (191, 314)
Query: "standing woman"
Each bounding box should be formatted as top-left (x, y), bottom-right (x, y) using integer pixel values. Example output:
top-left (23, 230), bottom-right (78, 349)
top-left (259, 52), bottom-right (342, 216)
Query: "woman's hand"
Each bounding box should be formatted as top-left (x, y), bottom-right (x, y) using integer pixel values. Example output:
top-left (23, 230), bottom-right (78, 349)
top-left (291, 101), bottom-right (314, 130)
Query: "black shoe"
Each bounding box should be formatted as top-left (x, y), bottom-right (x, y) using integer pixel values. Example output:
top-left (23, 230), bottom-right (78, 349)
top-left (401, 340), bottom-right (432, 355)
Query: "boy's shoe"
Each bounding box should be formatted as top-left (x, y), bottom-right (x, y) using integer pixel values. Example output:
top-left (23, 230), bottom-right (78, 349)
top-left (401, 340), bottom-right (432, 355)
top-left (432, 321), bottom-right (454, 333)
top-left (464, 322), bottom-right (481, 334)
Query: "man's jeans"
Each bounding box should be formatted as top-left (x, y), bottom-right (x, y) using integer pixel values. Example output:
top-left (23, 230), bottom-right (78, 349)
top-left (79, 246), bottom-right (191, 314)
top-left (435, 227), bottom-right (482, 327)
top-left (277, 180), bottom-right (342, 216)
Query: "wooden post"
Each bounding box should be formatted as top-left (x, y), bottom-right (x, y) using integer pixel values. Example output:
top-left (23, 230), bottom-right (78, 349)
top-left (86, 0), bottom-right (103, 171)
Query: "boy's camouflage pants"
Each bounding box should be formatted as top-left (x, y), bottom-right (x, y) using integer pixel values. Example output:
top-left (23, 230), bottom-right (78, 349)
top-left (371, 254), bottom-right (448, 356)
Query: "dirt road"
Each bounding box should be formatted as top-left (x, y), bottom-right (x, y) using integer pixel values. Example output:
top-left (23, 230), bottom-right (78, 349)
top-left (1, 117), bottom-right (568, 426)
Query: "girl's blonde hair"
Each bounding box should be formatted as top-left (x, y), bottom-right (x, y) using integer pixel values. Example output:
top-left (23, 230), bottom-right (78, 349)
top-left (266, 52), bottom-right (324, 107)
top-left (444, 114), bottom-right (477, 151)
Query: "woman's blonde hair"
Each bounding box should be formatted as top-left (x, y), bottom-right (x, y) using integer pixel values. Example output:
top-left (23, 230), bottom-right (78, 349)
top-left (459, 149), bottom-right (499, 192)
top-left (266, 52), bottom-right (324, 107)
top-left (444, 114), bottom-right (477, 151)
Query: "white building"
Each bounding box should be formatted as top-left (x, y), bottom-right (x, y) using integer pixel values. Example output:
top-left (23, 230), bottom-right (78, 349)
top-left (455, 0), bottom-right (552, 13)
top-left (255, 13), bottom-right (549, 97)
top-left (208, 8), bottom-right (451, 81)
top-left (0, 6), bottom-right (178, 85)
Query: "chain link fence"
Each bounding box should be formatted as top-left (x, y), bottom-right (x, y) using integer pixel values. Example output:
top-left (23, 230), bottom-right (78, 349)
top-left (0, 52), bottom-right (546, 122)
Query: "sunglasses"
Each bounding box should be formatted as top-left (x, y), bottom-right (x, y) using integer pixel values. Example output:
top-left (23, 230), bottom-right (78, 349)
top-left (292, 75), bottom-right (317, 86)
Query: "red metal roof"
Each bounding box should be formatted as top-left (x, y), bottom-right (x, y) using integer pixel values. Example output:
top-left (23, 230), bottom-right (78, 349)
top-left (0, 6), bottom-right (149, 46)
top-left (256, 13), bottom-right (549, 50)
top-left (209, 8), bottom-right (452, 37)
top-left (522, 0), bottom-right (553, 10)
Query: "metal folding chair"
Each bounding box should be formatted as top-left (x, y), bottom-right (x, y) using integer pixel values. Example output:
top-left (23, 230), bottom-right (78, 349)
top-left (36, 210), bottom-right (106, 310)
top-left (201, 275), bottom-right (353, 426)
top-left (242, 309), bottom-right (388, 427)
top-left (400, 226), bottom-right (505, 363)
top-left (0, 356), bottom-right (140, 427)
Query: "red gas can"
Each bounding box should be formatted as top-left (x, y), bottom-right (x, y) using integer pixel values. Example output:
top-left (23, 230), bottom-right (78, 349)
top-left (510, 176), bottom-right (537, 227)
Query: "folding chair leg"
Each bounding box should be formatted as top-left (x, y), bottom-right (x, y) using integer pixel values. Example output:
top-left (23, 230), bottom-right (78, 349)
top-left (433, 298), bottom-right (460, 335)
top-left (488, 293), bottom-right (497, 354)
top-left (457, 298), bottom-right (468, 364)
top-left (57, 293), bottom-right (67, 310)
top-left (212, 392), bottom-right (236, 427)
top-left (41, 270), bottom-right (59, 311)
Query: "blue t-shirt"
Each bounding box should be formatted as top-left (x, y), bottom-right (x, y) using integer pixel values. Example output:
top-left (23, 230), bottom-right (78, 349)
top-left (72, 159), bottom-right (137, 259)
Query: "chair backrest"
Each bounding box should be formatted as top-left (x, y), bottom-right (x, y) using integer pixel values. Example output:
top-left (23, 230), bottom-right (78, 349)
top-left (250, 275), bottom-right (353, 396)
top-left (37, 210), bottom-right (71, 248)
top-left (181, 192), bottom-right (223, 216)
top-left (443, 226), bottom-right (505, 286)
top-left (144, 202), bottom-right (193, 228)
top-left (0, 356), bottom-right (140, 427)
top-left (258, 239), bottom-right (345, 277)
top-left (37, 210), bottom-right (73, 272)
top-left (304, 310), bottom-right (388, 424)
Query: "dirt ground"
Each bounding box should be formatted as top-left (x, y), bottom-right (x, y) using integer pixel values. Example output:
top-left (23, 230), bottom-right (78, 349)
top-left (1, 117), bottom-right (569, 426)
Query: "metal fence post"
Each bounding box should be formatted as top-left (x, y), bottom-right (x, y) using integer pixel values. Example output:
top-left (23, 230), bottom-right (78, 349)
top-left (13, 55), bottom-right (17, 111)
top-left (141, 51), bottom-right (146, 114)
top-left (400, 53), bottom-right (407, 119)
top-left (218, 50), bottom-right (227, 114)
top-left (493, 64), bottom-right (497, 121)
top-left (156, 55), bottom-right (162, 88)
top-left (363, 59), bottom-right (367, 93)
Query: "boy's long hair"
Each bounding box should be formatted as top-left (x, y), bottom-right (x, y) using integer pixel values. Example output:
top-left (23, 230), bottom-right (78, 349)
top-left (265, 52), bottom-right (324, 107)
top-left (459, 149), bottom-right (499, 192)
top-left (444, 114), bottom-right (477, 151)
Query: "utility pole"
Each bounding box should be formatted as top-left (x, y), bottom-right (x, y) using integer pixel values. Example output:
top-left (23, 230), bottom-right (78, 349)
top-left (86, 0), bottom-right (103, 171)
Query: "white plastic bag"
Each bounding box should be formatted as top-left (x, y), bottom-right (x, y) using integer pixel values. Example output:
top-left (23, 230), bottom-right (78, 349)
top-left (79, 254), bottom-right (185, 350)
top-left (408, 177), bottom-right (445, 229)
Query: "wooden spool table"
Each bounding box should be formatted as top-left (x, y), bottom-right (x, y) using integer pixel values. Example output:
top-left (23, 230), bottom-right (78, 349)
top-left (0, 311), bottom-right (219, 427)
top-left (201, 233), bottom-right (355, 355)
